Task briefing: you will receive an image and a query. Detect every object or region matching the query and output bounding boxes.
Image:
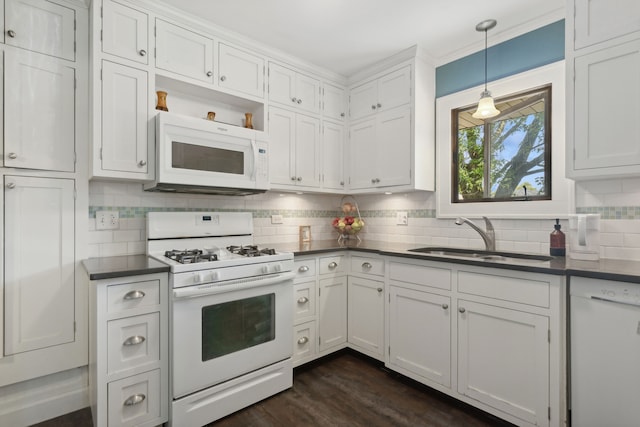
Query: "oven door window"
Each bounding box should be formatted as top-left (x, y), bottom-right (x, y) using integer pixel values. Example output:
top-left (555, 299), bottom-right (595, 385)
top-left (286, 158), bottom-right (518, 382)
top-left (172, 141), bottom-right (244, 175)
top-left (201, 293), bottom-right (275, 361)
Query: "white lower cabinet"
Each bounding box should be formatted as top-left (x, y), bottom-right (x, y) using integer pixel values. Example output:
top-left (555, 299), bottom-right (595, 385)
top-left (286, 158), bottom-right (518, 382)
top-left (347, 276), bottom-right (384, 359)
top-left (89, 273), bottom-right (168, 427)
top-left (318, 275), bottom-right (347, 352)
top-left (457, 300), bottom-right (549, 426)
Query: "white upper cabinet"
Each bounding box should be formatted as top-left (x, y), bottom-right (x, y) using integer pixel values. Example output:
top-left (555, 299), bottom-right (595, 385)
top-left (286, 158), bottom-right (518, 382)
top-left (5, 0), bottom-right (76, 61)
top-left (102, 0), bottom-right (148, 64)
top-left (322, 82), bottom-right (346, 121)
top-left (218, 43), bottom-right (264, 98)
top-left (349, 65), bottom-right (411, 121)
top-left (155, 19), bottom-right (214, 83)
top-left (269, 62), bottom-right (320, 114)
top-left (3, 175), bottom-right (75, 356)
top-left (4, 49), bottom-right (75, 172)
top-left (573, 0), bottom-right (640, 49)
top-left (321, 121), bottom-right (345, 191)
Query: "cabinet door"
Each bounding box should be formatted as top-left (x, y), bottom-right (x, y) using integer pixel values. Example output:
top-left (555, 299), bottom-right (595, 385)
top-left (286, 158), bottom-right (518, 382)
top-left (218, 43), bottom-right (264, 98)
top-left (322, 121), bottom-right (345, 190)
top-left (377, 66), bottom-right (411, 112)
top-left (295, 72), bottom-right (320, 114)
top-left (268, 107), bottom-right (295, 186)
top-left (102, 0), bottom-right (148, 64)
top-left (293, 321), bottom-right (316, 366)
top-left (4, 50), bottom-right (75, 172)
top-left (457, 300), bottom-right (549, 426)
top-left (5, 0), bottom-right (75, 61)
top-left (4, 176), bottom-right (75, 355)
top-left (101, 61), bottom-right (149, 176)
top-left (376, 106), bottom-right (411, 187)
top-left (348, 118), bottom-right (377, 189)
top-left (293, 280), bottom-right (316, 325)
top-left (268, 63), bottom-right (295, 107)
top-left (388, 286), bottom-right (450, 387)
top-left (295, 114), bottom-right (320, 187)
top-left (349, 80), bottom-right (377, 120)
top-left (573, 39), bottom-right (640, 171)
top-left (574, 0), bottom-right (640, 49)
top-left (155, 19), bottom-right (213, 83)
top-left (347, 277), bottom-right (384, 358)
top-left (323, 83), bottom-right (346, 121)
top-left (318, 276), bottom-right (347, 352)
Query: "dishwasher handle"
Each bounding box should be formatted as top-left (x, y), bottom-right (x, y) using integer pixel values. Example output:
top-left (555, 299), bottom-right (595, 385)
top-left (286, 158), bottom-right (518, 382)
top-left (590, 295), bottom-right (640, 309)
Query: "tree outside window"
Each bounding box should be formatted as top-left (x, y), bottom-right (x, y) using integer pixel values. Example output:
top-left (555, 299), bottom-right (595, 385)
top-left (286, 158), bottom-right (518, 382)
top-left (453, 85), bottom-right (551, 203)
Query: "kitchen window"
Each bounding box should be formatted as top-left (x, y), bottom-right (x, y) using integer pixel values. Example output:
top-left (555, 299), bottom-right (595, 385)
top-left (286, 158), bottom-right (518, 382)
top-left (453, 85), bottom-right (551, 203)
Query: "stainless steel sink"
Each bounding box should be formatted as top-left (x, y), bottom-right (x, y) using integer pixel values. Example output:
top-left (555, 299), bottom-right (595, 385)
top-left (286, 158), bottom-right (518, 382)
top-left (407, 247), bottom-right (554, 262)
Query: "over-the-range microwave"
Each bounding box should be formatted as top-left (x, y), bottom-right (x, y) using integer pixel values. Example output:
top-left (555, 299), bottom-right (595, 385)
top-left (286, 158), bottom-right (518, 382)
top-left (144, 112), bottom-right (269, 195)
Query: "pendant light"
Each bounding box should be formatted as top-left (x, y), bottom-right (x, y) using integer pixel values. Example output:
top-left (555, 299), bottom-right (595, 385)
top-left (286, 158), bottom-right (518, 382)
top-left (472, 19), bottom-right (500, 119)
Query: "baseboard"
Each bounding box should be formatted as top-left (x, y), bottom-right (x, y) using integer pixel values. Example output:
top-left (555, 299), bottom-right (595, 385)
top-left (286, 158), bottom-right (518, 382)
top-left (0, 366), bottom-right (89, 426)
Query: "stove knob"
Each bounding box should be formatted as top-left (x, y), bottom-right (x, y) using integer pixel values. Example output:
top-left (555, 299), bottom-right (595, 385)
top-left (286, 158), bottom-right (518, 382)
top-left (273, 263), bottom-right (282, 272)
top-left (210, 271), bottom-right (219, 281)
top-left (262, 265), bottom-right (270, 274)
top-left (194, 272), bottom-right (206, 283)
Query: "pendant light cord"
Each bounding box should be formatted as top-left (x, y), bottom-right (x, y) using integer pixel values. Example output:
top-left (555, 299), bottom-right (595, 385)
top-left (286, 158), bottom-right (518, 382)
top-left (483, 29), bottom-right (488, 92)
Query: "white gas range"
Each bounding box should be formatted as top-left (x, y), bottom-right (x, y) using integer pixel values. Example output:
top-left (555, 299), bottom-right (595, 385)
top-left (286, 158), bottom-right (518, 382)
top-left (147, 211), bottom-right (294, 426)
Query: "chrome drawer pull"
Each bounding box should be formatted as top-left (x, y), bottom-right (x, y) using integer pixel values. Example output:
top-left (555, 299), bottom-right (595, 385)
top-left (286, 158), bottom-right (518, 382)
top-left (362, 262), bottom-right (372, 269)
top-left (297, 336), bottom-right (309, 345)
top-left (298, 265), bottom-right (309, 273)
top-left (123, 290), bottom-right (145, 300)
top-left (377, 288), bottom-right (383, 293)
top-left (297, 296), bottom-right (309, 304)
top-left (458, 307), bottom-right (466, 313)
top-left (123, 335), bottom-right (146, 346)
top-left (442, 304), bottom-right (449, 310)
top-left (123, 393), bottom-right (146, 406)
top-left (328, 261), bottom-right (338, 269)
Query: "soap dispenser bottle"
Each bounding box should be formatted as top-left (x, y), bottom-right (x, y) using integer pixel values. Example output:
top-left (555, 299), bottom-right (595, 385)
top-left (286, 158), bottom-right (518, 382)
top-left (550, 218), bottom-right (566, 256)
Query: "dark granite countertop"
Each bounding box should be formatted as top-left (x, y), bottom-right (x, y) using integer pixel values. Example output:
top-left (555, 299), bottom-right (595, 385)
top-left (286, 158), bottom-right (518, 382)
top-left (274, 239), bottom-right (640, 283)
top-left (82, 255), bottom-right (170, 280)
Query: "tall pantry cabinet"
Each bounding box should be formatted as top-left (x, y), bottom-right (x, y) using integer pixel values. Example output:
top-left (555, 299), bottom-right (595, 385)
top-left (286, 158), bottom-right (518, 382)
top-left (0, 0), bottom-right (90, 414)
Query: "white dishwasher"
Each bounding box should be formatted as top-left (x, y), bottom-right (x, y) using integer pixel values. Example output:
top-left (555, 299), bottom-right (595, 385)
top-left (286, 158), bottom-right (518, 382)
top-left (570, 276), bottom-right (640, 427)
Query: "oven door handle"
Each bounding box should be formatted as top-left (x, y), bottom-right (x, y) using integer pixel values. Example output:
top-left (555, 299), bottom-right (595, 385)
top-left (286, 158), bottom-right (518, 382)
top-left (173, 271), bottom-right (295, 299)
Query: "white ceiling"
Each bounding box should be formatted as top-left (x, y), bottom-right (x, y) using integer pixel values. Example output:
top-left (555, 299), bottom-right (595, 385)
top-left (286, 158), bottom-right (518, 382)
top-left (158, 0), bottom-right (565, 77)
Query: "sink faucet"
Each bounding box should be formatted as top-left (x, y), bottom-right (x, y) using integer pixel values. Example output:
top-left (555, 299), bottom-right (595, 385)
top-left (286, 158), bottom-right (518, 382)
top-left (455, 216), bottom-right (496, 252)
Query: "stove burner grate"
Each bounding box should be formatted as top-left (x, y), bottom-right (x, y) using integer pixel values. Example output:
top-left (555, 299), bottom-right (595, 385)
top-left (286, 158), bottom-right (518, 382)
top-left (164, 249), bottom-right (218, 264)
top-left (227, 245), bottom-right (277, 257)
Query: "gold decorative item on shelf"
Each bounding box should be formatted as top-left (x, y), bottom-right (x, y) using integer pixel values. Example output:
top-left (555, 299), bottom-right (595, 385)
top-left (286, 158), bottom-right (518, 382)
top-left (207, 111), bottom-right (216, 121)
top-left (156, 91), bottom-right (168, 111)
top-left (244, 113), bottom-right (253, 129)
top-left (332, 195), bottom-right (364, 243)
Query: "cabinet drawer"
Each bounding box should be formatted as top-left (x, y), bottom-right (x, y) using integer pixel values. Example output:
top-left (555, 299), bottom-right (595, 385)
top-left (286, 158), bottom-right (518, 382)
top-left (293, 321), bottom-right (316, 364)
top-left (108, 369), bottom-right (162, 427)
top-left (107, 280), bottom-right (161, 315)
top-left (319, 255), bottom-right (345, 275)
top-left (350, 256), bottom-right (384, 276)
top-left (107, 312), bottom-right (160, 376)
top-left (293, 281), bottom-right (316, 324)
top-left (458, 270), bottom-right (550, 308)
top-left (389, 262), bottom-right (451, 290)
top-left (294, 259), bottom-right (316, 280)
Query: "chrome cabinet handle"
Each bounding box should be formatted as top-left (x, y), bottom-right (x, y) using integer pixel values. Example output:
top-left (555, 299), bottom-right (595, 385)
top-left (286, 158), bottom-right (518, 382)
top-left (291, 97), bottom-right (297, 103)
top-left (328, 261), bottom-right (338, 269)
top-left (298, 265), bottom-right (309, 273)
top-left (123, 335), bottom-right (146, 346)
top-left (206, 71), bottom-right (213, 77)
top-left (297, 99), bottom-right (302, 104)
top-left (297, 336), bottom-right (309, 345)
top-left (442, 304), bottom-right (449, 310)
top-left (7, 30), bottom-right (16, 38)
top-left (371, 105), bottom-right (376, 110)
top-left (220, 75), bottom-right (227, 82)
top-left (139, 49), bottom-right (146, 56)
top-left (297, 177), bottom-right (302, 181)
top-left (123, 394), bottom-right (146, 406)
top-left (377, 103), bottom-right (382, 108)
top-left (138, 160), bottom-right (147, 166)
top-left (123, 290), bottom-right (145, 300)
top-left (8, 152), bottom-right (17, 159)
top-left (458, 307), bottom-right (466, 313)
top-left (291, 176), bottom-right (297, 181)
top-left (340, 181), bottom-right (344, 186)
top-left (377, 287), bottom-right (383, 293)
top-left (362, 262), bottom-right (372, 269)
top-left (297, 296), bottom-right (309, 304)
top-left (371, 178), bottom-right (376, 184)
top-left (6, 182), bottom-right (16, 189)
top-left (340, 112), bottom-right (345, 117)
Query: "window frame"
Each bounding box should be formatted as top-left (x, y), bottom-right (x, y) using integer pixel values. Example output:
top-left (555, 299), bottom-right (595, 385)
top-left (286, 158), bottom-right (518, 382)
top-left (435, 61), bottom-right (574, 219)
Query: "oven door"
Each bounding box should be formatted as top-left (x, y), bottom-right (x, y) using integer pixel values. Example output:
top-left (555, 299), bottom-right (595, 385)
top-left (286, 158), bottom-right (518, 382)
top-left (171, 272), bottom-right (293, 398)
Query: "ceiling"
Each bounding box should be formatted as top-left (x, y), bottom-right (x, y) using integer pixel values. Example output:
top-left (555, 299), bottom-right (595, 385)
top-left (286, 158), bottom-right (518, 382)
top-left (158, 0), bottom-right (565, 77)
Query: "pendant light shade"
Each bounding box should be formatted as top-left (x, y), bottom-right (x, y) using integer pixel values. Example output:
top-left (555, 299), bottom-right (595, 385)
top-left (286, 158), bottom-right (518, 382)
top-left (472, 19), bottom-right (500, 120)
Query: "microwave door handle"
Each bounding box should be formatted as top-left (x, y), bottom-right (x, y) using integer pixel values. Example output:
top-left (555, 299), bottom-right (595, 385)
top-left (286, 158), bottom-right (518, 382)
top-left (250, 139), bottom-right (258, 180)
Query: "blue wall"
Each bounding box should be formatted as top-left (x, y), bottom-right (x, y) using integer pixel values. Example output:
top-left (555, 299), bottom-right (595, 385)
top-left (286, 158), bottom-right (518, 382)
top-left (436, 20), bottom-right (564, 98)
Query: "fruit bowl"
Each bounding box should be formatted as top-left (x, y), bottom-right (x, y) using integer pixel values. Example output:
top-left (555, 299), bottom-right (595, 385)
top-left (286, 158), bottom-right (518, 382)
top-left (332, 197), bottom-right (364, 241)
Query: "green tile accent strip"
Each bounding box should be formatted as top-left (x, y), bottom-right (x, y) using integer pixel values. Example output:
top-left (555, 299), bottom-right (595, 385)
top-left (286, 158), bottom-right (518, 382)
top-left (577, 206), bottom-right (640, 220)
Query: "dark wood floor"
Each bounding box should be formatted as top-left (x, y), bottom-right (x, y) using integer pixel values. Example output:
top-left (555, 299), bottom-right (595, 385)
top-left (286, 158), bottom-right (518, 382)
top-left (33, 350), bottom-right (512, 427)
